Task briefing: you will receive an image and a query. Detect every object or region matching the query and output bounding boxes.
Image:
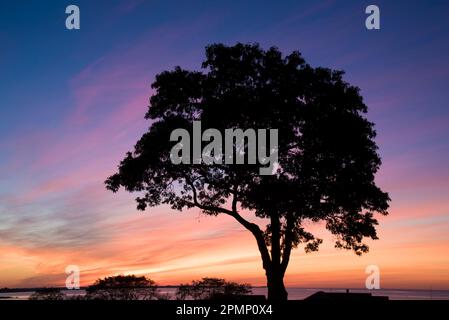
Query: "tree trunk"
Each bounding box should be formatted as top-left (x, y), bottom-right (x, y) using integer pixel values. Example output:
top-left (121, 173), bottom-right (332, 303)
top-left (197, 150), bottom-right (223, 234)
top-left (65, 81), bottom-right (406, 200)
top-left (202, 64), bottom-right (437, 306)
top-left (226, 206), bottom-right (291, 302)
top-left (266, 269), bottom-right (288, 301)
top-left (265, 213), bottom-right (288, 301)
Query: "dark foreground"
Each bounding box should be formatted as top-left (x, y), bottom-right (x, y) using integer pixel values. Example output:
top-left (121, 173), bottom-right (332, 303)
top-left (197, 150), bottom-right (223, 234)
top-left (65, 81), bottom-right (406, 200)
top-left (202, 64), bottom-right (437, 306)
top-left (1, 300), bottom-right (448, 319)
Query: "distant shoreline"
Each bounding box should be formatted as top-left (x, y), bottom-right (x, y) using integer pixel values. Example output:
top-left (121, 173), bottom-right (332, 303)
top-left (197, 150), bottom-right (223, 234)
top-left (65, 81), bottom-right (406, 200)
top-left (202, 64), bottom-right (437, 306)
top-left (2, 286), bottom-right (449, 292)
top-left (2, 287), bottom-right (449, 300)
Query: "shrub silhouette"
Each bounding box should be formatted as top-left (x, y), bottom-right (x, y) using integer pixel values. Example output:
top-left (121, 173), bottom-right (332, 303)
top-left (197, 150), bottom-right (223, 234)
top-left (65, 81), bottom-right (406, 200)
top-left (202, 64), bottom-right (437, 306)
top-left (176, 277), bottom-right (251, 300)
top-left (85, 275), bottom-right (158, 300)
top-left (29, 288), bottom-right (66, 300)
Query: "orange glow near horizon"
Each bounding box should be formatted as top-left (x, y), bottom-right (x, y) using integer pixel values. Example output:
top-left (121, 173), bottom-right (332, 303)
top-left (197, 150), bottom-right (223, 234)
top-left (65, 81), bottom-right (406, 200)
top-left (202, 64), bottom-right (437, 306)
top-left (1, 200), bottom-right (449, 290)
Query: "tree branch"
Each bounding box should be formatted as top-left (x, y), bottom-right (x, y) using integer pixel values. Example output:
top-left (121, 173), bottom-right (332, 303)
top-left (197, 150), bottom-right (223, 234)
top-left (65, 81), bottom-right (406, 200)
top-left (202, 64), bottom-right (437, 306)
top-left (271, 214), bottom-right (281, 267)
top-left (281, 212), bottom-right (294, 274)
top-left (184, 176), bottom-right (272, 270)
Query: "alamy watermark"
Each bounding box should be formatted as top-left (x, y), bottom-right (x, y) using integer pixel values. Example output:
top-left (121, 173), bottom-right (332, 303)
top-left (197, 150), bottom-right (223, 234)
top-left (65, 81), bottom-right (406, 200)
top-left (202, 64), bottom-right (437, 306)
top-left (365, 5), bottom-right (380, 30)
top-left (63, 5), bottom-right (379, 31)
top-left (169, 121), bottom-right (278, 175)
top-left (65, 265), bottom-right (80, 289)
top-left (65, 5), bottom-right (80, 30)
top-left (365, 264), bottom-right (380, 289)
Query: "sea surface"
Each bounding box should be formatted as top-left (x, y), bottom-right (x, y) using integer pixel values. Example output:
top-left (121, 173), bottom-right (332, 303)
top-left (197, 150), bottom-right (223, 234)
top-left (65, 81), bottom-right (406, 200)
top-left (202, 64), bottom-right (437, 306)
top-left (1, 287), bottom-right (449, 300)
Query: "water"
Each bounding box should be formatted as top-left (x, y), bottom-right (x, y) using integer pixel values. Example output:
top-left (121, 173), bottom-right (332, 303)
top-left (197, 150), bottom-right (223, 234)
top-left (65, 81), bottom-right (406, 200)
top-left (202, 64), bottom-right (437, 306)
top-left (1, 288), bottom-right (448, 300)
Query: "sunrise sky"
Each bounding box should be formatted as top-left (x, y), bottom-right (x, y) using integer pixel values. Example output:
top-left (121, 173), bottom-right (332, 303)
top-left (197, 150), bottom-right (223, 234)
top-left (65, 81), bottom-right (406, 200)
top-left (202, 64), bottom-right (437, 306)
top-left (1, 0), bottom-right (449, 289)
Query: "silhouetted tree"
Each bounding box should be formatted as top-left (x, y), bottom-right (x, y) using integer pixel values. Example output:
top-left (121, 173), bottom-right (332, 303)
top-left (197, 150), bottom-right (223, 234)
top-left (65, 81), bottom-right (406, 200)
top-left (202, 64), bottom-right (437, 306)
top-left (176, 277), bottom-right (252, 300)
top-left (106, 43), bottom-right (390, 301)
top-left (85, 275), bottom-right (158, 300)
top-left (29, 288), bottom-right (66, 300)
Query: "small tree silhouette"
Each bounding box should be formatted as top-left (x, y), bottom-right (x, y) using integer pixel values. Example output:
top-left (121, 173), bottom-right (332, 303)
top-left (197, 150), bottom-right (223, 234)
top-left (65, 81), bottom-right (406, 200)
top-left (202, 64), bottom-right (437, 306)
top-left (175, 277), bottom-right (252, 300)
top-left (85, 275), bottom-right (158, 300)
